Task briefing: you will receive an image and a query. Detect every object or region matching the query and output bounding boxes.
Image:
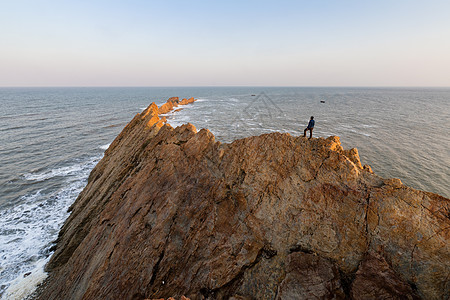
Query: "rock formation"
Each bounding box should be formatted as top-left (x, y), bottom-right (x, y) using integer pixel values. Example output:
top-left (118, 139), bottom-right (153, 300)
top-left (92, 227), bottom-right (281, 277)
top-left (37, 97), bottom-right (449, 300)
top-left (158, 97), bottom-right (196, 114)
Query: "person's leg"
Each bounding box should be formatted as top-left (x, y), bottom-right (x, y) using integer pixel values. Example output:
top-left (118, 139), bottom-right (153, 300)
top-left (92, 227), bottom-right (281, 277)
top-left (309, 128), bottom-right (313, 138)
top-left (303, 128), bottom-right (307, 137)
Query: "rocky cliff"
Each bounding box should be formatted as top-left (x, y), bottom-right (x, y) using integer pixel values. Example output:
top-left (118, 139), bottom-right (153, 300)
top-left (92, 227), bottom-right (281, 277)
top-left (37, 97), bottom-right (449, 300)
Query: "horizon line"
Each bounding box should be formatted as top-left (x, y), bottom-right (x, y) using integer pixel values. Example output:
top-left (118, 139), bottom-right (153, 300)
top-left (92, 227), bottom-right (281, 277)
top-left (1, 85), bottom-right (450, 89)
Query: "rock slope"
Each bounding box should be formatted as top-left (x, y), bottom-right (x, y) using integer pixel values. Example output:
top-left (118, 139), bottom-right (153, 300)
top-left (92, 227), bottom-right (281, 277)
top-left (37, 97), bottom-right (449, 300)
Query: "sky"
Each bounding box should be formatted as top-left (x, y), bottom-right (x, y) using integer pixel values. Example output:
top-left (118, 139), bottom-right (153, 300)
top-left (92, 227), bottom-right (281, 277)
top-left (1, 0), bottom-right (450, 87)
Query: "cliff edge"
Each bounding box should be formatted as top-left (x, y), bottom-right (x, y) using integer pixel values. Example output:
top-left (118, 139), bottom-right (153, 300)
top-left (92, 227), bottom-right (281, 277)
top-left (37, 97), bottom-right (449, 300)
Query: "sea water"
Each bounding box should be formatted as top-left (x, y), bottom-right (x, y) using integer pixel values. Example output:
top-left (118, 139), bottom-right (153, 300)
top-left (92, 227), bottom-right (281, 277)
top-left (0, 87), bottom-right (449, 298)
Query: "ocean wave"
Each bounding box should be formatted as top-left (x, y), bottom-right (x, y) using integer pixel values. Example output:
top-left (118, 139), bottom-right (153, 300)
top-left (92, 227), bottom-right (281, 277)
top-left (0, 125), bottom-right (28, 132)
top-left (0, 185), bottom-right (80, 298)
top-left (165, 115), bottom-right (192, 128)
top-left (338, 125), bottom-right (371, 137)
top-left (22, 157), bottom-right (101, 182)
top-left (103, 123), bottom-right (124, 129)
top-left (0, 155), bottom-right (102, 299)
top-left (347, 129), bottom-right (371, 137)
top-left (1, 259), bottom-right (48, 300)
top-left (99, 144), bottom-right (111, 151)
top-left (159, 111), bottom-right (175, 117)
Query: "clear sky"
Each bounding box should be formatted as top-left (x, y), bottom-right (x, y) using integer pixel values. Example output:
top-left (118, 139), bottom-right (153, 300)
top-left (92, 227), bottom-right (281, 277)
top-left (1, 0), bottom-right (449, 87)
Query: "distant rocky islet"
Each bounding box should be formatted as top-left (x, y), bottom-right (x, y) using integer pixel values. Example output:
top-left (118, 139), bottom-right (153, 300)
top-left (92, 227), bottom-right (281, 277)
top-left (34, 97), bottom-right (449, 299)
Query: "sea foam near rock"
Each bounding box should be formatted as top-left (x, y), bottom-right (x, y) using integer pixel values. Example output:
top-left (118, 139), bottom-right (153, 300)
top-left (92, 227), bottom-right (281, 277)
top-left (0, 155), bottom-right (102, 299)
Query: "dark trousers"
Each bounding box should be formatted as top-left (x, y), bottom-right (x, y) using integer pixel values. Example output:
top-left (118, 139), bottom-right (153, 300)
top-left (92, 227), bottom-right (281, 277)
top-left (304, 127), bottom-right (313, 138)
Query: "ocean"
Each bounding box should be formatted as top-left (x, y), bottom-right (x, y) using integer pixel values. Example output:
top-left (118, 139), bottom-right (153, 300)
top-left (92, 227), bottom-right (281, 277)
top-left (0, 87), bottom-right (449, 299)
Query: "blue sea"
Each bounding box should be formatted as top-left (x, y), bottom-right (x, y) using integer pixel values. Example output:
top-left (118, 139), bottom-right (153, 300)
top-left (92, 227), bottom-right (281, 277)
top-left (0, 87), bottom-right (449, 299)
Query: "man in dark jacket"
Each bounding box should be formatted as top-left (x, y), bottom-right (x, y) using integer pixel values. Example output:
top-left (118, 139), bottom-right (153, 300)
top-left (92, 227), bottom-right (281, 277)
top-left (303, 116), bottom-right (315, 139)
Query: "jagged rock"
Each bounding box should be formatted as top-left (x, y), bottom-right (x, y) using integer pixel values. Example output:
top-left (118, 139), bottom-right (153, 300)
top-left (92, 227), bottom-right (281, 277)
top-left (180, 97), bottom-right (196, 105)
top-left (158, 97), bottom-right (181, 114)
top-left (158, 102), bottom-right (174, 114)
top-left (37, 98), bottom-right (450, 300)
top-left (160, 97), bottom-right (195, 113)
top-left (167, 97), bottom-right (180, 105)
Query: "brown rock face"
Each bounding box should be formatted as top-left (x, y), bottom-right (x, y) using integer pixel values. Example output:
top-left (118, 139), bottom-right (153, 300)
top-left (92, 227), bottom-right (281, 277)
top-left (276, 252), bottom-right (345, 299)
top-left (158, 102), bottom-right (174, 114)
top-left (350, 252), bottom-right (420, 299)
top-left (37, 98), bottom-right (450, 300)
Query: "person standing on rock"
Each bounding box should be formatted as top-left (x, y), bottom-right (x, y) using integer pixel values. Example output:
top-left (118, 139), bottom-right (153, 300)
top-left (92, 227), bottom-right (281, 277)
top-left (303, 116), bottom-right (315, 139)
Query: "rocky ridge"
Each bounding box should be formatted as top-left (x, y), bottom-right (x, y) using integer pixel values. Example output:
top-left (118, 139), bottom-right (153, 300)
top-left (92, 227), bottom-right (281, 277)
top-left (37, 97), bottom-right (449, 300)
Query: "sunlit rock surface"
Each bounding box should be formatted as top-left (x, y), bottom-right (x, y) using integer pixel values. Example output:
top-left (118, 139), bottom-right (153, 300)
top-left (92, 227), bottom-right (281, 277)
top-left (37, 98), bottom-right (449, 300)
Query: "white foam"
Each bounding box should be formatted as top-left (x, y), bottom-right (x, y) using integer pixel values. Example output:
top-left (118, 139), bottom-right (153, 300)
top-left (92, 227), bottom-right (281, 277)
top-left (99, 143), bottom-right (111, 151)
top-left (159, 111), bottom-right (175, 117)
top-left (22, 157), bottom-right (100, 182)
top-left (23, 165), bottom-right (82, 181)
top-left (0, 155), bottom-right (102, 298)
top-left (165, 114), bottom-right (192, 129)
top-left (2, 259), bottom-right (48, 300)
